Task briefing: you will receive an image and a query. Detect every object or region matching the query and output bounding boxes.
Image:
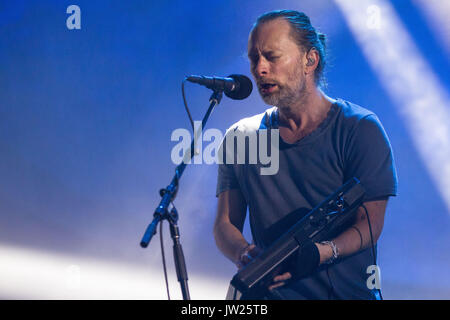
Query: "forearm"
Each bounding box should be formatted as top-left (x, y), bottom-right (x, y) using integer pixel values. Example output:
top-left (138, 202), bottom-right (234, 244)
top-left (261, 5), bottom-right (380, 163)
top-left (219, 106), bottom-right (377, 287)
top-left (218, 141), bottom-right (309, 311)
top-left (213, 221), bottom-right (249, 264)
top-left (316, 221), bottom-right (378, 265)
top-left (333, 214), bottom-right (380, 257)
top-left (317, 200), bottom-right (387, 264)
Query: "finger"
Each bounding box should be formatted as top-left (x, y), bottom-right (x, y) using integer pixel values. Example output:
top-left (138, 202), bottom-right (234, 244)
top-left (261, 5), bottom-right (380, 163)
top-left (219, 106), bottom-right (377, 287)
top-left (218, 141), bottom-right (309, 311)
top-left (268, 282), bottom-right (285, 290)
top-left (273, 272), bottom-right (292, 282)
top-left (238, 244), bottom-right (262, 270)
top-left (248, 245), bottom-right (261, 257)
top-left (241, 252), bottom-right (253, 265)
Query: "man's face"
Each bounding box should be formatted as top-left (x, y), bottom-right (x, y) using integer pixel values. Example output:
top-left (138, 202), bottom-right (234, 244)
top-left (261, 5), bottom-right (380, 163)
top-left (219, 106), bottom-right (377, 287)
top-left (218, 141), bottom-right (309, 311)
top-left (248, 19), bottom-right (306, 109)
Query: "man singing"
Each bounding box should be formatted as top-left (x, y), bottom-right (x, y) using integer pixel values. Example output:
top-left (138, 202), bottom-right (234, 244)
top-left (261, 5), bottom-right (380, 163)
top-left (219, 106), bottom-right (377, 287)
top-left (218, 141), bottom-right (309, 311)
top-left (213, 10), bottom-right (398, 299)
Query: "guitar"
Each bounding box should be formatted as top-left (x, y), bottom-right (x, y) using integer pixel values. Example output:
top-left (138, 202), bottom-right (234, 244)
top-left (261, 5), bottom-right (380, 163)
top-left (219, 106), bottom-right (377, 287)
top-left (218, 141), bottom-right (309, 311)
top-left (225, 177), bottom-right (365, 300)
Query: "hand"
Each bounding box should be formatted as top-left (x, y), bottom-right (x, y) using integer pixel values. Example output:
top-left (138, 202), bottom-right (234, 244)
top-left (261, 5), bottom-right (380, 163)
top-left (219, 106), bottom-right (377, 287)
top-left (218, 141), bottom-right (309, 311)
top-left (268, 240), bottom-right (320, 291)
top-left (268, 270), bottom-right (292, 291)
top-left (236, 244), bottom-right (262, 269)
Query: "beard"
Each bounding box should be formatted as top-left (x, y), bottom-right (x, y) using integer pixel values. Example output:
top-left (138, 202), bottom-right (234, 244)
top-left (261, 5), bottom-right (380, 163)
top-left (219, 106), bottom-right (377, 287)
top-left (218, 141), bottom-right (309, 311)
top-left (261, 80), bottom-right (306, 109)
top-left (258, 62), bottom-right (307, 112)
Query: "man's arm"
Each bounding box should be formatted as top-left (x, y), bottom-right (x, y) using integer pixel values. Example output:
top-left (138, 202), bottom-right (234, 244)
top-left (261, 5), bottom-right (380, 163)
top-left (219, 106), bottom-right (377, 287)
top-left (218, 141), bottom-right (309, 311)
top-left (213, 189), bottom-right (250, 266)
top-left (317, 198), bottom-right (388, 263)
top-left (270, 198), bottom-right (389, 289)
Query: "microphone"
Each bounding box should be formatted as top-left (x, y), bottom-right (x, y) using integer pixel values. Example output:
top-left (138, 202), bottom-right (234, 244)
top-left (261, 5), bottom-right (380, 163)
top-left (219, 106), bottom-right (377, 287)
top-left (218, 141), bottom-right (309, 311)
top-left (186, 74), bottom-right (253, 100)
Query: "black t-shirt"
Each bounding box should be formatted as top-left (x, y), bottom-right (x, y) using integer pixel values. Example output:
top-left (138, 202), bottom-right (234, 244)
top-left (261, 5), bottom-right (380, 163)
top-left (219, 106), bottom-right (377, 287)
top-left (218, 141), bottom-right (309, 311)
top-left (216, 98), bottom-right (398, 299)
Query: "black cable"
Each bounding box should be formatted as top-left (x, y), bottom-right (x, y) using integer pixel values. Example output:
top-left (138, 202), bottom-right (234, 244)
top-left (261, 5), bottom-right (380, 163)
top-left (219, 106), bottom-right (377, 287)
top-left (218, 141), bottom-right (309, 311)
top-left (160, 220), bottom-right (171, 300)
top-left (154, 79), bottom-right (194, 300)
top-left (326, 265), bottom-right (336, 300)
top-left (361, 205), bottom-right (376, 266)
top-left (182, 79), bottom-right (195, 133)
top-left (325, 204), bottom-right (383, 300)
top-left (361, 204), bottom-right (384, 300)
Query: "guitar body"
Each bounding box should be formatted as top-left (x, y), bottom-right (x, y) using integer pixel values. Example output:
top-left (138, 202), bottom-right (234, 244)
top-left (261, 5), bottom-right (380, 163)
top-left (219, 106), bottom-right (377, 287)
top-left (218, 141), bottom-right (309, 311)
top-left (224, 178), bottom-right (365, 300)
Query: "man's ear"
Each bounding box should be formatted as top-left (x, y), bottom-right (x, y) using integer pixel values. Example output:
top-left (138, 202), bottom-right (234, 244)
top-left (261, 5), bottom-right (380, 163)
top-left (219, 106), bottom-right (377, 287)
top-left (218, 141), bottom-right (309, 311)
top-left (305, 48), bottom-right (319, 72)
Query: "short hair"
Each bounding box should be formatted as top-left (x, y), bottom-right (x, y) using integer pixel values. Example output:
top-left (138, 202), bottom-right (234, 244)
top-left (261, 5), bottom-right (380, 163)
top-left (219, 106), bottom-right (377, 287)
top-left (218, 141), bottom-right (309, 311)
top-left (253, 10), bottom-right (327, 87)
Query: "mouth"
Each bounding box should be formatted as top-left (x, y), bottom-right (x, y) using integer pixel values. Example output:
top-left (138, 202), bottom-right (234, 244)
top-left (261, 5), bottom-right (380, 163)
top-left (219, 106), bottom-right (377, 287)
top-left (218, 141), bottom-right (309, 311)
top-left (259, 82), bottom-right (278, 94)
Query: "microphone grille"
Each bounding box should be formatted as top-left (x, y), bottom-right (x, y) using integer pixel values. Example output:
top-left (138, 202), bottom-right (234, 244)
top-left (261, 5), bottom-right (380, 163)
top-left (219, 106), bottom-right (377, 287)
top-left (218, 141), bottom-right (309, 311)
top-left (225, 74), bottom-right (253, 100)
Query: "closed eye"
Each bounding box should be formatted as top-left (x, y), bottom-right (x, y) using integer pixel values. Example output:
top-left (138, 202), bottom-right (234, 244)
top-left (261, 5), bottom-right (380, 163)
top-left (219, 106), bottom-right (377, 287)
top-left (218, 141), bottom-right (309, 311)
top-left (248, 54), bottom-right (259, 64)
top-left (266, 55), bottom-right (279, 61)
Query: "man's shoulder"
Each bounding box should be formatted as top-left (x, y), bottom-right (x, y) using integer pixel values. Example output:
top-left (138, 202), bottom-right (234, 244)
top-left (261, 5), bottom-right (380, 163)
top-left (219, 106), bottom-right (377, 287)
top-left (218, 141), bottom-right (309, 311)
top-left (335, 98), bottom-right (384, 132)
top-left (335, 99), bottom-right (390, 147)
top-left (224, 106), bottom-right (276, 136)
top-left (337, 98), bottom-right (376, 122)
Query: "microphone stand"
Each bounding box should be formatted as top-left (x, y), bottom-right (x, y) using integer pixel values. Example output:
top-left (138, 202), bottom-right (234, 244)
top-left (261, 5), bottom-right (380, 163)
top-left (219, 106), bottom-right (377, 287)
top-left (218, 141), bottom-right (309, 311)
top-left (140, 89), bottom-right (224, 300)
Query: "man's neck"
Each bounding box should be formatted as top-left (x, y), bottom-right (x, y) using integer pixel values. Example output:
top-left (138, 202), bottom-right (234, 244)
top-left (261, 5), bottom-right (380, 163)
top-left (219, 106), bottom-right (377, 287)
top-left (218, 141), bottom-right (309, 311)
top-left (277, 86), bottom-right (334, 142)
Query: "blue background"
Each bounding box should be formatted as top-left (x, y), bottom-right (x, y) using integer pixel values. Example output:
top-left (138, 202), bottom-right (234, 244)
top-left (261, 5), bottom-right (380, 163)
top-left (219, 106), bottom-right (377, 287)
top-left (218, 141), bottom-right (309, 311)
top-left (0, 0), bottom-right (449, 299)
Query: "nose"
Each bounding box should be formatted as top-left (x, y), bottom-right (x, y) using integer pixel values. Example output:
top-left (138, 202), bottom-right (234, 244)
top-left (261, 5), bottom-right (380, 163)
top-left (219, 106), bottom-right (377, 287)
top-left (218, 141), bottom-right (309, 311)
top-left (253, 56), bottom-right (269, 78)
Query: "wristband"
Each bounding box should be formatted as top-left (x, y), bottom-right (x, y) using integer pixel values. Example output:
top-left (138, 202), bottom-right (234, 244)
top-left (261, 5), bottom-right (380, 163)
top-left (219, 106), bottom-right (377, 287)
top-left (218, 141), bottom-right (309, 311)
top-left (288, 240), bottom-right (320, 281)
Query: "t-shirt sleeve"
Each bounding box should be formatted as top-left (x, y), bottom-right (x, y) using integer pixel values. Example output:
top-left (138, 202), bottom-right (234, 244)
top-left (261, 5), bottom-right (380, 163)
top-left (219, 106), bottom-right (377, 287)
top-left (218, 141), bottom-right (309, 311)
top-left (216, 132), bottom-right (240, 197)
top-left (216, 162), bottom-right (240, 197)
top-left (344, 114), bottom-right (398, 201)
